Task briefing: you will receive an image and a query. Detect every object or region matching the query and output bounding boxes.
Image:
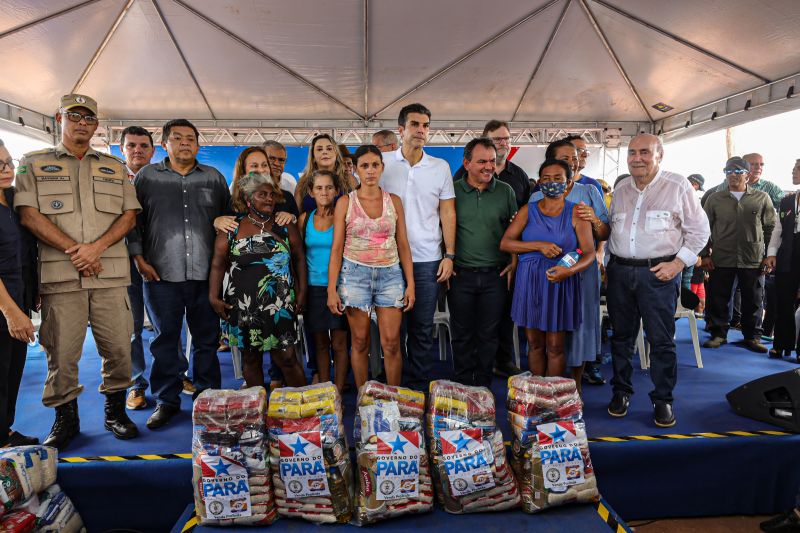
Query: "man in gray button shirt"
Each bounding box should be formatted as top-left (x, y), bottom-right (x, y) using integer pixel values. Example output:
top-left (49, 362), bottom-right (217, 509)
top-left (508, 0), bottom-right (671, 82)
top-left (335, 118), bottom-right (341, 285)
top-left (128, 119), bottom-right (231, 429)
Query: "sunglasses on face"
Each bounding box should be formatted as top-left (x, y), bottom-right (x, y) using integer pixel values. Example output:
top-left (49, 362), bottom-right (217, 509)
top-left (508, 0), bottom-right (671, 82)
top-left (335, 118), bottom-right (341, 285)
top-left (724, 168), bottom-right (747, 175)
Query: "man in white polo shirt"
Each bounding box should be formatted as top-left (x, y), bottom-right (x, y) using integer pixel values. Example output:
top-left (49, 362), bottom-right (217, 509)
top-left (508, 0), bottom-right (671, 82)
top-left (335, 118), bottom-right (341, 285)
top-left (380, 103), bottom-right (456, 391)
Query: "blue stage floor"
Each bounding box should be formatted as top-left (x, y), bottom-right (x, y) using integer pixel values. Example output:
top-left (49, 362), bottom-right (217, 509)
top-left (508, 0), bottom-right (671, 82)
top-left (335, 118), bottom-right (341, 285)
top-left (171, 499), bottom-right (631, 533)
top-left (13, 319), bottom-right (800, 531)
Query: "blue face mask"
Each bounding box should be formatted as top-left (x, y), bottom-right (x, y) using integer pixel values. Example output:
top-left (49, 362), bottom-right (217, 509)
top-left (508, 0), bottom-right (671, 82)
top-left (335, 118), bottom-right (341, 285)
top-left (540, 181), bottom-right (567, 198)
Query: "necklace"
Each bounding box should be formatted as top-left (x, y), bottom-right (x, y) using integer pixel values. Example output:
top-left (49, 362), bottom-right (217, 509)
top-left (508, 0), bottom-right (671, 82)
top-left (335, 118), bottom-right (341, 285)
top-left (247, 213), bottom-right (271, 233)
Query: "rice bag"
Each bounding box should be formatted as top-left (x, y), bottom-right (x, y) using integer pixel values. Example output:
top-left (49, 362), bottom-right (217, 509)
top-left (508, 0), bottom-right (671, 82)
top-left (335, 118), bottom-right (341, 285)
top-left (353, 381), bottom-right (432, 525)
top-left (426, 380), bottom-right (520, 514)
top-left (192, 387), bottom-right (277, 526)
top-left (507, 373), bottom-right (600, 513)
top-left (0, 447), bottom-right (57, 496)
top-left (268, 382), bottom-right (353, 524)
top-left (33, 485), bottom-right (84, 533)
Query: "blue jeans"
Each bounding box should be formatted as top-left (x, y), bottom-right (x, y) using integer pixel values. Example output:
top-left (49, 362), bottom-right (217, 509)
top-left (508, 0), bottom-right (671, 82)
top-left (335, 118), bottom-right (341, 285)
top-left (607, 260), bottom-right (680, 404)
top-left (128, 257), bottom-right (148, 391)
top-left (144, 280), bottom-right (221, 407)
top-left (402, 261), bottom-right (441, 391)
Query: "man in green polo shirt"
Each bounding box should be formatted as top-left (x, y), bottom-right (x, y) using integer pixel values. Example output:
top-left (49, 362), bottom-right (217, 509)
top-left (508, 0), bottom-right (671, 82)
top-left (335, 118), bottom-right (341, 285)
top-left (448, 138), bottom-right (517, 387)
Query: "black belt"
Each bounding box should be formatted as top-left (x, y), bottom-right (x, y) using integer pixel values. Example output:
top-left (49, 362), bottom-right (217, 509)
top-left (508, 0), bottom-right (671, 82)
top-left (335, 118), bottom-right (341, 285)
top-left (454, 265), bottom-right (504, 273)
top-left (611, 254), bottom-right (676, 267)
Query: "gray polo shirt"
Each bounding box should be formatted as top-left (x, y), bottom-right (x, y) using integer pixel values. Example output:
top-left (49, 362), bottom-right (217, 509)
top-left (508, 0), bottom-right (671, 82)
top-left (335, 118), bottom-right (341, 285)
top-left (128, 158), bottom-right (232, 282)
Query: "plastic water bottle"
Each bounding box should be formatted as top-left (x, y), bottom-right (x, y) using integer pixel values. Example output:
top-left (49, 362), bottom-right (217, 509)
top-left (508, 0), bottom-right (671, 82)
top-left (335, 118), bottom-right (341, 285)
top-left (556, 248), bottom-right (582, 268)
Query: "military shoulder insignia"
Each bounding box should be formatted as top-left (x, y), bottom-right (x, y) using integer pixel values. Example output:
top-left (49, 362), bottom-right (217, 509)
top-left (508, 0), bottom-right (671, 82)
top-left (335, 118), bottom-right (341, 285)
top-left (23, 148), bottom-right (55, 158)
top-left (15, 166), bottom-right (26, 174)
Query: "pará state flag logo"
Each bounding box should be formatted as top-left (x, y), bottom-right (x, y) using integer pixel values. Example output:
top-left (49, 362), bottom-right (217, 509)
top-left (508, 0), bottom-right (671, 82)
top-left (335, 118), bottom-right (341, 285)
top-left (199, 454), bottom-right (247, 478)
top-left (536, 420), bottom-right (577, 446)
top-left (377, 431), bottom-right (420, 456)
top-left (278, 431), bottom-right (323, 457)
top-left (440, 428), bottom-right (483, 455)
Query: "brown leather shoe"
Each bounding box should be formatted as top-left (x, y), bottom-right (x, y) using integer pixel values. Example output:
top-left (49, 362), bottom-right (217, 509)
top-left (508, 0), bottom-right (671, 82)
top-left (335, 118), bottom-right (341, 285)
top-left (126, 389), bottom-right (147, 410)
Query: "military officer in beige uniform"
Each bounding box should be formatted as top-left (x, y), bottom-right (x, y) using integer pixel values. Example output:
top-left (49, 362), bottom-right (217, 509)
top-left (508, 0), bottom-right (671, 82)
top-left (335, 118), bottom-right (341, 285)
top-left (14, 94), bottom-right (141, 450)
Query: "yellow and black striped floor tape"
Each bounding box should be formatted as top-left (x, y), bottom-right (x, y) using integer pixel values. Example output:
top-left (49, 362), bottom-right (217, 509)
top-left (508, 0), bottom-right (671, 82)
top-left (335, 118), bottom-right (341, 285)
top-left (57, 429), bottom-right (794, 464)
top-left (178, 500), bottom-right (629, 532)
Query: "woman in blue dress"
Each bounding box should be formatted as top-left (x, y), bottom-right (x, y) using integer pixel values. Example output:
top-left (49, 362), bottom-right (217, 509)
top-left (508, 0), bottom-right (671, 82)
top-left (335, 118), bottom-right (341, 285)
top-left (501, 159), bottom-right (596, 378)
top-left (529, 140), bottom-right (610, 392)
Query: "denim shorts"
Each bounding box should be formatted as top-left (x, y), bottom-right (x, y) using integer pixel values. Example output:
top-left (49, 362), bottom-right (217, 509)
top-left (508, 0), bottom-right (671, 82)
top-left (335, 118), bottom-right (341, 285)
top-left (337, 258), bottom-right (405, 312)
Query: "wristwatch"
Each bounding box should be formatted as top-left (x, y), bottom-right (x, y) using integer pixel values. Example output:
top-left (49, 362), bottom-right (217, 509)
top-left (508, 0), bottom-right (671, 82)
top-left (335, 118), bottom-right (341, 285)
top-left (444, 253), bottom-right (456, 261)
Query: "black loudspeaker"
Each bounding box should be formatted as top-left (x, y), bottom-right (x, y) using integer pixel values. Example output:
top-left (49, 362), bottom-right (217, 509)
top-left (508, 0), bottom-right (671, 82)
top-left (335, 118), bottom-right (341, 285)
top-left (726, 369), bottom-right (800, 432)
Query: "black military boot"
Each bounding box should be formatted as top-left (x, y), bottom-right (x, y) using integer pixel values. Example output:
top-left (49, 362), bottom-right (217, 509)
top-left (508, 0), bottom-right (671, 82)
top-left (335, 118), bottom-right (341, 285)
top-left (104, 391), bottom-right (139, 440)
top-left (43, 399), bottom-right (80, 451)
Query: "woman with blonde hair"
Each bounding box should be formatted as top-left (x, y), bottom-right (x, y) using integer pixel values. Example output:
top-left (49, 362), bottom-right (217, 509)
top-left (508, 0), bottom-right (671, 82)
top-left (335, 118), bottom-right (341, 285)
top-left (295, 134), bottom-right (354, 213)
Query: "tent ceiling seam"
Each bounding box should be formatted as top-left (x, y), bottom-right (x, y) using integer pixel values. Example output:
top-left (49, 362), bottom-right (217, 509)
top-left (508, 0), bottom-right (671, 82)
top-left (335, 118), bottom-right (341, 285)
top-left (169, 0), bottom-right (364, 121)
top-left (578, 0), bottom-right (653, 125)
top-left (151, 0), bottom-right (216, 120)
top-left (590, 0), bottom-right (770, 84)
top-left (511, 0), bottom-right (571, 122)
top-left (0, 0), bottom-right (102, 41)
top-left (72, 0), bottom-right (136, 94)
top-left (363, 0), bottom-right (369, 120)
top-left (368, 0), bottom-right (562, 120)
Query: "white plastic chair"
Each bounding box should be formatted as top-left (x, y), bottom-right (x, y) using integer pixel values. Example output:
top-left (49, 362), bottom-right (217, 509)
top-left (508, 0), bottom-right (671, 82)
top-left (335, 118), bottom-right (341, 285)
top-left (601, 302), bottom-right (702, 370)
top-left (432, 299), bottom-right (451, 362)
top-left (638, 304), bottom-right (703, 369)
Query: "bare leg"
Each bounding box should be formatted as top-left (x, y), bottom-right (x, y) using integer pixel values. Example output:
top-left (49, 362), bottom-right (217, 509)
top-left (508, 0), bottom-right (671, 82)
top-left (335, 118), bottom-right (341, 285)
top-left (313, 332), bottom-right (332, 384)
top-left (242, 349), bottom-right (265, 388)
top-left (345, 308), bottom-right (371, 388)
top-left (376, 307), bottom-right (404, 386)
top-left (271, 347), bottom-right (306, 387)
top-left (526, 328), bottom-right (546, 375)
top-left (330, 329), bottom-right (349, 393)
top-left (545, 331), bottom-right (567, 377)
top-left (570, 364), bottom-right (584, 395)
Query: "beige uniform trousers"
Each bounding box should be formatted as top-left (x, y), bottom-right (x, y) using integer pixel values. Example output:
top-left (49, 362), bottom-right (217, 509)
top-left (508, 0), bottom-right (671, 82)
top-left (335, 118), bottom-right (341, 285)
top-left (39, 286), bottom-right (133, 407)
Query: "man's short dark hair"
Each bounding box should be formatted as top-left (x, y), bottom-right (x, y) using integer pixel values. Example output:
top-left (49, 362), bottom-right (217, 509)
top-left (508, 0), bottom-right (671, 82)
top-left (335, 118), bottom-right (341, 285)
top-left (545, 139), bottom-right (576, 160)
top-left (163, 119), bottom-right (199, 141)
top-left (463, 138), bottom-right (496, 162)
top-left (563, 134), bottom-right (585, 144)
top-left (262, 140), bottom-right (286, 152)
top-left (398, 103), bottom-right (432, 127)
top-left (120, 126), bottom-right (153, 147)
top-left (482, 120), bottom-right (510, 137)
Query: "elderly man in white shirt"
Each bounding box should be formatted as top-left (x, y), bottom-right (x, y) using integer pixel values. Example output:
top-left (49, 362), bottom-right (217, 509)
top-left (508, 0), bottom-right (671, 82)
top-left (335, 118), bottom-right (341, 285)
top-left (606, 134), bottom-right (710, 428)
top-left (380, 103), bottom-right (456, 392)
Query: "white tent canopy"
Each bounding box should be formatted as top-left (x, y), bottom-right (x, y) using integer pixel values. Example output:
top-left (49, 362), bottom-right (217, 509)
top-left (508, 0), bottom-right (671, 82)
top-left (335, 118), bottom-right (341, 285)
top-left (1, 0), bottom-right (799, 146)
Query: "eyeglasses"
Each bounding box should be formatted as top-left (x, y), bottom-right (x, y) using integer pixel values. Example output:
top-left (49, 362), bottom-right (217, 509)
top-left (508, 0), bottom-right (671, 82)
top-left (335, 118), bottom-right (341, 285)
top-left (724, 168), bottom-right (748, 175)
top-left (490, 136), bottom-right (511, 143)
top-left (577, 149), bottom-right (591, 157)
top-left (0, 159), bottom-right (18, 172)
top-left (62, 111), bottom-right (99, 125)
top-left (268, 155), bottom-right (287, 164)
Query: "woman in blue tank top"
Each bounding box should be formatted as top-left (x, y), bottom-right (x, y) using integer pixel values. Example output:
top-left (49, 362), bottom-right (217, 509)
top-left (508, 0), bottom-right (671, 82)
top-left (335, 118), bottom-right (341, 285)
top-left (501, 159), bottom-right (596, 378)
top-left (298, 170), bottom-right (349, 392)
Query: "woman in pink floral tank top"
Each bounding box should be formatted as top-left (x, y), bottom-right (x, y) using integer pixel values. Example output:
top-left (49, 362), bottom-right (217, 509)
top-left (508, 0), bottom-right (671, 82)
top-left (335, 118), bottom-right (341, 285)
top-left (328, 145), bottom-right (415, 388)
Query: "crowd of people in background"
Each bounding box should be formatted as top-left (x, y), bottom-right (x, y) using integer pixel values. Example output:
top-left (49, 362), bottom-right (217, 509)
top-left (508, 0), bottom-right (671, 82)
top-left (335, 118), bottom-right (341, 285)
top-left (0, 93), bottom-right (798, 454)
